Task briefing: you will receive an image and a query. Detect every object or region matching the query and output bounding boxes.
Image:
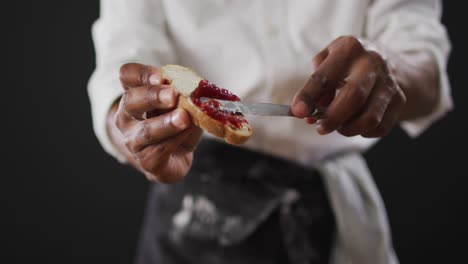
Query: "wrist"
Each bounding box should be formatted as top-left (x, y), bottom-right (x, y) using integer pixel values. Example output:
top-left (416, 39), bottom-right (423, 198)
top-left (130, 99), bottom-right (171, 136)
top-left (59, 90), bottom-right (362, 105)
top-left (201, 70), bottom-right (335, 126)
top-left (393, 51), bottom-right (439, 121)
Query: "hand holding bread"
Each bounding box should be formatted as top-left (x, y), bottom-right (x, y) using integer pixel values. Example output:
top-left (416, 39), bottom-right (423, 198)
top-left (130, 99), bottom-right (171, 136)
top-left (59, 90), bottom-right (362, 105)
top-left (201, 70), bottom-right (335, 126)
top-left (109, 63), bottom-right (251, 183)
top-left (110, 63), bottom-right (202, 183)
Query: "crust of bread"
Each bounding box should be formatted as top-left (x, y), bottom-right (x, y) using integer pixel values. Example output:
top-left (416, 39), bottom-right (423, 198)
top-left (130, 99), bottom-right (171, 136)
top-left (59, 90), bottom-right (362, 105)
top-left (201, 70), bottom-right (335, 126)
top-left (161, 65), bottom-right (252, 145)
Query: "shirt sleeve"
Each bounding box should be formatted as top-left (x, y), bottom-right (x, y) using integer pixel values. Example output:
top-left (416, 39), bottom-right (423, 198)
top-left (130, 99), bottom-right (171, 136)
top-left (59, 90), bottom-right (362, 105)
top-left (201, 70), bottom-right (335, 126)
top-left (365, 0), bottom-right (452, 137)
top-left (88, 0), bottom-right (177, 162)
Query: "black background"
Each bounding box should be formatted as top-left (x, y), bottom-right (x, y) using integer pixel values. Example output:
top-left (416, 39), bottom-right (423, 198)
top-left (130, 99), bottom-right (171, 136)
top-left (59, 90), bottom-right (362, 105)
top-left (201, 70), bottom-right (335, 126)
top-left (5, 1), bottom-right (467, 263)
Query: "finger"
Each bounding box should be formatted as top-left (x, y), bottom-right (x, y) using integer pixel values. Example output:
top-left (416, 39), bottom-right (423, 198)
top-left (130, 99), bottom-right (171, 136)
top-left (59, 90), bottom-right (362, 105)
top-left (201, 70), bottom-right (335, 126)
top-left (317, 90), bottom-right (336, 108)
top-left (126, 109), bottom-right (191, 153)
top-left (291, 48), bottom-right (328, 118)
top-left (292, 37), bottom-right (364, 117)
top-left (179, 126), bottom-right (203, 152)
top-left (136, 129), bottom-right (195, 183)
top-left (337, 79), bottom-right (393, 137)
top-left (362, 90), bottom-right (406, 138)
top-left (146, 108), bottom-right (174, 119)
top-left (136, 138), bottom-right (181, 182)
top-left (303, 90), bottom-right (336, 125)
top-left (115, 98), bottom-right (137, 131)
top-left (311, 48), bottom-right (328, 71)
top-left (122, 84), bottom-right (177, 119)
top-left (316, 56), bottom-right (379, 134)
top-left (119, 63), bottom-right (162, 89)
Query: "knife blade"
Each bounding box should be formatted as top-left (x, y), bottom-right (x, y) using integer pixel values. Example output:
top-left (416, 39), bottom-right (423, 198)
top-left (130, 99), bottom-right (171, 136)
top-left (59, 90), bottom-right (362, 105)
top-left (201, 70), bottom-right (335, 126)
top-left (199, 97), bottom-right (325, 119)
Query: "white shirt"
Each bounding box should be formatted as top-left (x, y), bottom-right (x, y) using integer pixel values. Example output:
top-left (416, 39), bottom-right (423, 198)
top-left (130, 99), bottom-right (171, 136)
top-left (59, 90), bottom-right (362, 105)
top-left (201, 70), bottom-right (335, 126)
top-left (88, 0), bottom-right (451, 164)
top-left (88, 0), bottom-right (451, 263)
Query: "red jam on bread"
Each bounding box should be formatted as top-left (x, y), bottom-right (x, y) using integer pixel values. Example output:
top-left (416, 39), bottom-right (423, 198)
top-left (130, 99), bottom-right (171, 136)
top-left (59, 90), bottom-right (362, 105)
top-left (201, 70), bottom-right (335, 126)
top-left (190, 80), bottom-right (247, 129)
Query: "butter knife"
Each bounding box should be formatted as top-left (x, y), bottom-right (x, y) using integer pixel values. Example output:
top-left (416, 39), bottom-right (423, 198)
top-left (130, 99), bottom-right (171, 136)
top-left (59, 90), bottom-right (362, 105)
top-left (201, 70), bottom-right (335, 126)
top-left (199, 97), bottom-right (325, 119)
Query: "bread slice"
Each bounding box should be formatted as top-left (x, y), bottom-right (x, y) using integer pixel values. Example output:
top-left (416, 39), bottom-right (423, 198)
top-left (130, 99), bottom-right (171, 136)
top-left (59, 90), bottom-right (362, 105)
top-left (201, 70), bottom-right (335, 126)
top-left (161, 65), bottom-right (252, 145)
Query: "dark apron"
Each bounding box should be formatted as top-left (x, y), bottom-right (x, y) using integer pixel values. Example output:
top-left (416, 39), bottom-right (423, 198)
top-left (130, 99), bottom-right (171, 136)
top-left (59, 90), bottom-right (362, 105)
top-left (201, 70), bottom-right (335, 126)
top-left (135, 139), bottom-right (335, 264)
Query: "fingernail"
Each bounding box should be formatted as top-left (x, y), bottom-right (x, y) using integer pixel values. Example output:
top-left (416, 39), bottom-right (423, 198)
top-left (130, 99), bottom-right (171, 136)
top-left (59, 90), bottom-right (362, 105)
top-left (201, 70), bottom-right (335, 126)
top-left (171, 109), bottom-right (189, 129)
top-left (296, 100), bottom-right (311, 117)
top-left (149, 74), bottom-right (161, 85)
top-left (159, 88), bottom-right (174, 105)
top-left (316, 124), bottom-right (330, 135)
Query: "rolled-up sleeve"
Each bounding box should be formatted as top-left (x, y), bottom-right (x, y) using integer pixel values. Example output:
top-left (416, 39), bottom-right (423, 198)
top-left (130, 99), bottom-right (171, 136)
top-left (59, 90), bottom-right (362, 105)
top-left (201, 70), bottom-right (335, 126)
top-left (88, 0), bottom-right (176, 161)
top-left (365, 0), bottom-right (452, 137)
